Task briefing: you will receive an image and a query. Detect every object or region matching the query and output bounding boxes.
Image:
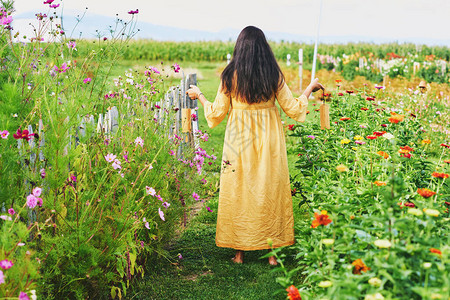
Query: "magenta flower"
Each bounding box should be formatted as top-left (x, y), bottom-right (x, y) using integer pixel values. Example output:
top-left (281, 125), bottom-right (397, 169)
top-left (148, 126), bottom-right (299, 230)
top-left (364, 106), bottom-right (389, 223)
top-left (192, 192), bottom-right (200, 201)
top-left (40, 168), bottom-right (46, 179)
top-left (8, 208), bottom-right (15, 215)
top-left (162, 202), bottom-right (170, 208)
top-left (158, 208), bottom-right (165, 221)
top-left (49, 3), bottom-right (60, 8)
top-left (43, 0), bottom-right (54, 4)
top-left (206, 207), bottom-right (213, 212)
top-left (0, 259), bottom-right (13, 270)
top-left (83, 77), bottom-right (91, 84)
top-left (307, 135), bottom-right (316, 139)
top-left (172, 63), bottom-right (180, 73)
top-left (60, 62), bottom-right (69, 72)
top-left (169, 150), bottom-right (175, 156)
top-left (178, 253), bottom-right (183, 260)
top-left (1, 130), bottom-right (8, 139)
top-left (156, 194), bottom-right (163, 202)
top-left (32, 187), bottom-right (42, 197)
top-left (26, 194), bottom-right (37, 209)
top-left (19, 292), bottom-right (30, 300)
top-left (128, 9), bottom-right (139, 14)
top-left (13, 129), bottom-right (37, 141)
top-left (0, 16), bottom-right (12, 25)
top-left (36, 198), bottom-right (43, 207)
top-left (0, 270), bottom-right (4, 284)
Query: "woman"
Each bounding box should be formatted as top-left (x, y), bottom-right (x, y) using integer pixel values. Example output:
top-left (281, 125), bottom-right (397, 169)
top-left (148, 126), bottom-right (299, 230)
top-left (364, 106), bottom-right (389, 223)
top-left (187, 26), bottom-right (323, 264)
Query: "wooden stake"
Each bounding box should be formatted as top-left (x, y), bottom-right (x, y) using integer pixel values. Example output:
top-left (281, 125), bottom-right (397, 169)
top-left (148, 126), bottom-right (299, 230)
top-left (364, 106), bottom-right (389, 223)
top-left (320, 103), bottom-right (330, 129)
top-left (181, 108), bottom-right (191, 133)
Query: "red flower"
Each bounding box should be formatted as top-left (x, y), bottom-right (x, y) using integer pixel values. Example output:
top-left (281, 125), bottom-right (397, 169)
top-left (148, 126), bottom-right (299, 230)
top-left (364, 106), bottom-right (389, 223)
top-left (338, 93), bottom-right (344, 96)
top-left (400, 153), bottom-right (412, 159)
top-left (430, 248), bottom-right (442, 255)
top-left (13, 129), bottom-right (38, 141)
top-left (366, 96), bottom-right (375, 101)
top-left (286, 285), bottom-right (302, 300)
top-left (361, 107), bottom-right (368, 111)
top-left (445, 201), bottom-right (450, 206)
top-left (340, 117), bottom-right (351, 121)
top-left (417, 188), bottom-right (436, 198)
top-left (288, 124), bottom-right (295, 131)
top-left (440, 143), bottom-right (450, 149)
top-left (400, 145), bottom-right (414, 152)
top-left (432, 172), bottom-right (449, 179)
top-left (373, 131), bottom-right (386, 137)
top-left (311, 211), bottom-right (332, 228)
top-left (346, 90), bottom-right (354, 94)
top-left (404, 202), bottom-right (415, 208)
top-left (381, 124), bottom-right (387, 127)
top-left (366, 135), bottom-right (377, 140)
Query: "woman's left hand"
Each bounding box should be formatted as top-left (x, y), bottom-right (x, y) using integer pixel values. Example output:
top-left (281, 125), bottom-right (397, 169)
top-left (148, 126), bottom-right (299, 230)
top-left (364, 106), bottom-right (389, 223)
top-left (186, 85), bottom-right (202, 100)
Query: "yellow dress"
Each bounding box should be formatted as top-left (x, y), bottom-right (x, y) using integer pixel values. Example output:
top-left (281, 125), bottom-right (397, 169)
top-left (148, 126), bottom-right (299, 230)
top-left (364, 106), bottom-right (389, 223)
top-left (203, 81), bottom-right (308, 250)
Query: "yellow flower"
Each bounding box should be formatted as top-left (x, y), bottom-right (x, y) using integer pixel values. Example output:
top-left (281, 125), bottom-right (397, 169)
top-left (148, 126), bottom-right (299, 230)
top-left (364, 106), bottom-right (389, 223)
top-left (368, 277), bottom-right (382, 287)
top-left (340, 138), bottom-right (351, 144)
top-left (424, 208), bottom-right (440, 217)
top-left (318, 281), bottom-right (333, 288)
top-left (408, 208), bottom-right (423, 216)
top-left (374, 239), bottom-right (392, 248)
top-left (351, 147), bottom-right (358, 151)
top-left (336, 164), bottom-right (349, 172)
top-left (431, 293), bottom-right (443, 299)
top-left (321, 239), bottom-right (335, 245)
top-left (421, 139), bottom-right (431, 145)
top-left (354, 135), bottom-right (364, 140)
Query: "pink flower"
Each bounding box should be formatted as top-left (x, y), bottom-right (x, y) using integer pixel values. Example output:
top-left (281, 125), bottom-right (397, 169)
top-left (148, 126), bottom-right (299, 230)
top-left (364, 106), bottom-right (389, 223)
top-left (1, 16), bottom-right (12, 25)
top-left (0, 215), bottom-right (12, 221)
top-left (0, 270), bottom-right (4, 284)
top-left (355, 140), bottom-right (366, 145)
top-left (19, 292), bottom-right (30, 300)
top-left (40, 168), bottom-right (46, 178)
top-left (83, 77), bottom-right (91, 84)
top-left (169, 150), bottom-right (175, 156)
top-left (0, 259), bottom-right (13, 270)
top-left (60, 62), bottom-right (69, 72)
top-left (206, 207), bottom-right (213, 212)
top-left (49, 3), bottom-right (60, 8)
top-left (66, 41), bottom-right (76, 50)
top-left (112, 159), bottom-right (121, 170)
top-left (105, 153), bottom-right (116, 162)
top-left (36, 198), bottom-right (43, 207)
top-left (32, 187), bottom-right (42, 197)
top-left (43, 0), bottom-right (54, 4)
top-left (128, 9), bottom-right (139, 14)
top-left (156, 194), bottom-right (163, 202)
top-left (26, 194), bottom-right (37, 209)
top-left (192, 192), bottom-right (200, 201)
top-left (162, 202), bottom-right (170, 208)
top-left (158, 208), bottom-right (165, 221)
top-left (144, 222), bottom-right (150, 229)
top-left (145, 186), bottom-right (156, 196)
top-left (134, 137), bottom-right (144, 147)
top-left (172, 63), bottom-right (180, 73)
top-left (1, 130), bottom-right (8, 139)
top-left (8, 208), bottom-right (15, 215)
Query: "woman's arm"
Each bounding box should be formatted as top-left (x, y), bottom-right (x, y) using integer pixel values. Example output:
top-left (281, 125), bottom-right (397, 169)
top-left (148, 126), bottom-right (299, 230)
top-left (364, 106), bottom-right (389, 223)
top-left (302, 78), bottom-right (324, 98)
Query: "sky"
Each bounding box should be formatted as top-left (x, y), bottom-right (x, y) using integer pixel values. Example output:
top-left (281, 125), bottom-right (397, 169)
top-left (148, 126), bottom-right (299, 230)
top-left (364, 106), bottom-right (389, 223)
top-left (10, 0), bottom-right (450, 45)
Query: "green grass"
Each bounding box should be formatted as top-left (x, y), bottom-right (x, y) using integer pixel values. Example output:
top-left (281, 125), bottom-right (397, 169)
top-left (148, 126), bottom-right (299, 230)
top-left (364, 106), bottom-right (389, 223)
top-left (128, 197), bottom-right (301, 300)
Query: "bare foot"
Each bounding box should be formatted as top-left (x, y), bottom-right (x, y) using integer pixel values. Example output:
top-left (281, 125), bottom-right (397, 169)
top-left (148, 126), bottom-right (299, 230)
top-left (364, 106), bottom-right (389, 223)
top-left (231, 250), bottom-right (244, 264)
top-left (268, 256), bottom-right (278, 265)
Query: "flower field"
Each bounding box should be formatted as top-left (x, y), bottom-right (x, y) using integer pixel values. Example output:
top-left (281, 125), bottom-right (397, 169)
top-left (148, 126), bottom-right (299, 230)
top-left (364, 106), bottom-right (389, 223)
top-left (273, 82), bottom-right (450, 299)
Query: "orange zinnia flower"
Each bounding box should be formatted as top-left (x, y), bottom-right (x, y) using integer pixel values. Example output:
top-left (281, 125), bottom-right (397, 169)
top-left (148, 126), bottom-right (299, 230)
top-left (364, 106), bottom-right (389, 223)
top-left (421, 139), bottom-right (431, 145)
top-left (388, 115), bottom-right (404, 124)
top-left (340, 117), bottom-right (351, 121)
top-left (430, 248), bottom-right (442, 256)
top-left (377, 151), bottom-right (389, 159)
top-left (432, 172), bottom-right (449, 179)
top-left (361, 107), bottom-right (369, 111)
top-left (352, 259), bottom-right (370, 275)
top-left (311, 210), bottom-right (332, 228)
top-left (400, 145), bottom-right (414, 152)
top-left (374, 181), bottom-right (386, 186)
top-left (286, 285), bottom-right (302, 300)
top-left (417, 188), bottom-right (436, 198)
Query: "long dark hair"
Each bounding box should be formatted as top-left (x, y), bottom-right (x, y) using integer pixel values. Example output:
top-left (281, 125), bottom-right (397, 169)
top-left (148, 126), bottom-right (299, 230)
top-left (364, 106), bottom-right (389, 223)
top-left (221, 26), bottom-right (284, 104)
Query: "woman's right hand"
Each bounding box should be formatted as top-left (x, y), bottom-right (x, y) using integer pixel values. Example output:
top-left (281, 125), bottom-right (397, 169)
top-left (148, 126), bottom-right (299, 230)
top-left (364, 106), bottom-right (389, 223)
top-left (308, 78), bottom-right (325, 92)
top-left (186, 85), bottom-right (202, 100)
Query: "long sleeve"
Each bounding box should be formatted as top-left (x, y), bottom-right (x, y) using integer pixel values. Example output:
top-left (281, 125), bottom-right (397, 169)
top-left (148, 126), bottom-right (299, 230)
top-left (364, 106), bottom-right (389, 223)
top-left (204, 83), bottom-right (231, 128)
top-left (276, 81), bottom-right (308, 122)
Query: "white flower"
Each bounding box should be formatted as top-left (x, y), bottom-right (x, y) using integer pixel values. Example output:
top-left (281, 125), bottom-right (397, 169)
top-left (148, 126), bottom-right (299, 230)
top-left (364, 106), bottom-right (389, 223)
top-left (408, 208), bottom-right (423, 216)
top-left (423, 262), bottom-right (432, 269)
top-left (146, 186), bottom-right (156, 196)
top-left (374, 239), bottom-right (392, 248)
top-left (383, 133), bottom-right (395, 140)
top-left (364, 293), bottom-right (385, 300)
top-left (112, 159), bottom-right (122, 170)
top-left (321, 239), bottom-right (335, 246)
top-left (134, 137), bottom-right (144, 147)
top-left (368, 277), bottom-right (382, 287)
top-left (424, 208), bottom-right (440, 217)
top-left (318, 280), bottom-right (333, 288)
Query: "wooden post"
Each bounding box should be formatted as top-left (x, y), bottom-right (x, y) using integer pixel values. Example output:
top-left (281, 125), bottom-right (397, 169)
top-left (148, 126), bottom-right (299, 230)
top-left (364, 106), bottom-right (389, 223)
top-left (184, 73), bottom-right (197, 148)
top-left (109, 106), bottom-right (119, 134)
top-left (320, 103), bottom-right (330, 129)
top-left (298, 49), bottom-right (303, 92)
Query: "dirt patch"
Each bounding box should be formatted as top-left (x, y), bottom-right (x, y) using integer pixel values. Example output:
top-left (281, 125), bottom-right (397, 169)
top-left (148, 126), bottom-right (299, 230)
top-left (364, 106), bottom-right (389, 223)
top-left (183, 270), bottom-right (213, 281)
